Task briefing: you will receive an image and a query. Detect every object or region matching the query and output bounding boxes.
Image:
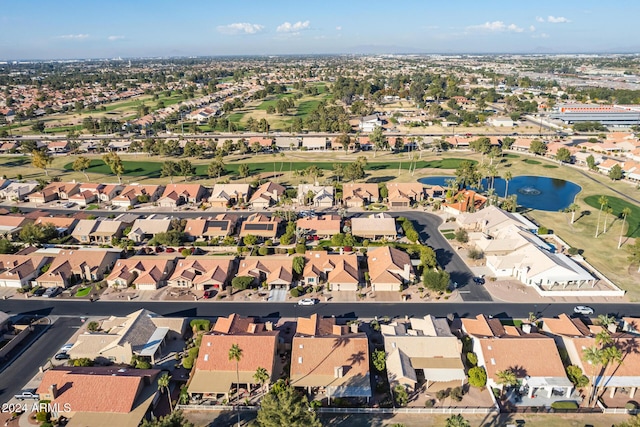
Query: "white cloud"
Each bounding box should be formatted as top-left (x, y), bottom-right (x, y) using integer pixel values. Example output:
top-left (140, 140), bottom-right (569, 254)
top-left (107, 35), bottom-right (125, 41)
top-left (529, 25), bottom-right (536, 32)
top-left (467, 21), bottom-right (523, 33)
top-left (276, 20), bottom-right (310, 33)
top-left (57, 34), bottom-right (89, 40)
top-left (535, 16), bottom-right (545, 23)
top-left (547, 15), bottom-right (571, 23)
top-left (217, 22), bottom-right (264, 35)
top-left (532, 32), bottom-right (550, 39)
top-left (336, 26), bottom-right (342, 31)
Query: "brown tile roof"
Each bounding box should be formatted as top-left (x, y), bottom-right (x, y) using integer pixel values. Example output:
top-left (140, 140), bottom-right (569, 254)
top-left (541, 314), bottom-right (593, 337)
top-left (366, 246), bottom-right (413, 285)
top-left (195, 333), bottom-right (278, 374)
top-left (303, 251), bottom-right (359, 285)
top-left (461, 314), bottom-right (508, 337)
top-left (479, 336), bottom-right (567, 380)
top-left (296, 215), bottom-right (341, 236)
top-left (343, 183), bottom-right (379, 203)
top-left (237, 256), bottom-right (293, 285)
top-left (36, 367), bottom-right (159, 413)
top-left (168, 257), bottom-right (234, 286)
top-left (34, 216), bottom-right (77, 228)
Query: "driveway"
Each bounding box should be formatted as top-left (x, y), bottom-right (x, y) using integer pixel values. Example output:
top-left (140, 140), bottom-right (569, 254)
top-left (268, 287), bottom-right (287, 302)
top-left (386, 211), bottom-right (493, 302)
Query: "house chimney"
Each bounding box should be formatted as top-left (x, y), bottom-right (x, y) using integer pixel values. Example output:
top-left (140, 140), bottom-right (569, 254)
top-left (49, 384), bottom-right (58, 399)
top-left (265, 321), bottom-right (273, 331)
top-left (522, 323), bottom-right (532, 334)
top-left (332, 325), bottom-right (344, 336)
top-left (334, 366), bottom-right (344, 378)
top-left (350, 323), bottom-right (359, 334)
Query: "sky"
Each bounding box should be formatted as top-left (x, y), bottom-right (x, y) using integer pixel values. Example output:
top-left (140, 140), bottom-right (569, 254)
top-left (1, 0), bottom-right (638, 60)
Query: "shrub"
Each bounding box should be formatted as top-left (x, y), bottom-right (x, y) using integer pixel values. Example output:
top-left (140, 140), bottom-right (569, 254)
top-left (625, 401), bottom-right (638, 411)
top-left (450, 386), bottom-right (463, 402)
top-left (538, 226), bottom-right (549, 235)
top-left (290, 288), bottom-right (300, 298)
top-left (424, 399), bottom-right (434, 408)
top-left (232, 276), bottom-right (254, 290)
top-left (295, 243), bottom-right (306, 254)
top-left (436, 389), bottom-right (449, 400)
top-left (181, 248), bottom-right (192, 257)
top-left (566, 365), bottom-right (589, 388)
top-left (182, 356), bottom-right (194, 369)
top-left (468, 366), bottom-right (487, 388)
top-left (550, 401), bottom-right (578, 410)
top-left (36, 411), bottom-right (51, 422)
top-left (190, 319), bottom-right (211, 331)
top-left (258, 246), bottom-right (271, 256)
top-left (467, 352), bottom-right (478, 367)
top-left (468, 248), bottom-right (484, 260)
top-left (567, 247), bottom-right (580, 256)
top-left (393, 385), bottom-right (409, 407)
top-left (454, 228), bottom-right (468, 243)
top-left (264, 239), bottom-right (273, 247)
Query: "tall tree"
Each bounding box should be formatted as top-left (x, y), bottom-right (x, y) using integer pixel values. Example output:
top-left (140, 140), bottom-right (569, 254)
top-left (255, 382), bottom-right (322, 427)
top-left (238, 164), bottom-right (250, 182)
top-left (604, 206), bottom-right (614, 234)
top-left (157, 372), bottom-right (173, 412)
top-left (619, 207), bottom-right (632, 249)
top-left (627, 238), bottom-right (640, 272)
top-left (595, 195), bottom-right (608, 238)
top-left (253, 367), bottom-right (270, 399)
top-left (72, 156), bottom-right (91, 180)
top-left (32, 150), bottom-right (52, 177)
top-left (161, 161), bottom-right (179, 184)
top-left (228, 344), bottom-right (243, 427)
top-left (102, 152), bottom-right (124, 184)
top-left (566, 203), bottom-right (580, 224)
top-left (369, 126), bottom-right (387, 158)
top-left (207, 156), bottom-right (226, 179)
top-left (445, 414), bottom-right (470, 427)
top-left (178, 159), bottom-right (195, 181)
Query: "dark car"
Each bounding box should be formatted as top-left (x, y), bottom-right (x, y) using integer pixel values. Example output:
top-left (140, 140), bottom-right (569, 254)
top-left (203, 290), bottom-right (215, 299)
top-left (54, 352), bottom-right (70, 360)
top-left (32, 287), bottom-right (46, 296)
top-left (473, 277), bottom-right (485, 285)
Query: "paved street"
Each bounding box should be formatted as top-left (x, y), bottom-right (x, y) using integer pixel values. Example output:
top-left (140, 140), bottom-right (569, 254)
top-left (0, 299), bottom-right (639, 321)
top-left (385, 211), bottom-right (492, 301)
top-left (0, 317), bottom-right (82, 406)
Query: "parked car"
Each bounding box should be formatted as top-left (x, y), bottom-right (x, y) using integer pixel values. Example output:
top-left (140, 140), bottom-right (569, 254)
top-left (42, 287), bottom-right (61, 298)
top-left (573, 305), bottom-right (594, 315)
top-left (473, 277), bottom-right (485, 285)
top-left (298, 298), bottom-right (317, 306)
top-left (59, 343), bottom-right (73, 352)
top-left (14, 389), bottom-right (39, 400)
top-left (203, 290), bottom-right (214, 299)
top-left (54, 352), bottom-right (70, 360)
top-left (32, 287), bottom-right (46, 297)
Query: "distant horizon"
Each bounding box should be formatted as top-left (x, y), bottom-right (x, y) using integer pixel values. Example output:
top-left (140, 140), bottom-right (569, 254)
top-left (1, 0), bottom-right (638, 60)
top-left (3, 51), bottom-right (640, 63)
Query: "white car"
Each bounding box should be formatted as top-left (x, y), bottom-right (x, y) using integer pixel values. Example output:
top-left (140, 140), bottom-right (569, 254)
top-left (298, 298), bottom-right (317, 306)
top-left (42, 287), bottom-right (61, 298)
top-left (573, 306), bottom-right (594, 315)
top-left (59, 343), bottom-right (73, 352)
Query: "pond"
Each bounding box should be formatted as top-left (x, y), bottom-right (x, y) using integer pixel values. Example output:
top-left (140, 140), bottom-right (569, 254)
top-left (418, 175), bottom-right (581, 212)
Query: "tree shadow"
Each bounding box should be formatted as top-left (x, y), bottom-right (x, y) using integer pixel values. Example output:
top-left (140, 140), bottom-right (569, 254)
top-left (365, 176), bottom-right (394, 184)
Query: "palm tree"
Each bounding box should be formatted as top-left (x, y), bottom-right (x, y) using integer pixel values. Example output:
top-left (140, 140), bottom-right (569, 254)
top-left (503, 171), bottom-right (513, 198)
top-left (567, 203), bottom-right (580, 224)
top-left (603, 206), bottom-right (613, 234)
top-left (618, 207), bottom-right (632, 249)
top-left (158, 372), bottom-right (173, 412)
top-left (253, 366), bottom-right (270, 399)
top-left (496, 369), bottom-right (518, 390)
top-left (595, 195), bottom-right (608, 238)
top-left (583, 346), bottom-right (604, 406)
top-left (597, 314), bottom-right (617, 329)
top-left (228, 344), bottom-right (243, 427)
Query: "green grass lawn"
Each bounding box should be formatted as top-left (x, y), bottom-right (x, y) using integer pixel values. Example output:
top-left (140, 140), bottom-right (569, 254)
top-left (295, 100), bottom-right (322, 117)
top-left (86, 204), bottom-right (99, 210)
top-left (0, 156), bottom-right (29, 168)
top-left (584, 195), bottom-right (640, 238)
top-left (63, 159), bottom-right (163, 178)
top-left (64, 157), bottom-right (470, 180)
top-left (257, 94), bottom-right (293, 111)
top-left (522, 159), bottom-right (541, 165)
top-left (442, 232), bottom-right (455, 240)
top-left (44, 125), bottom-right (83, 134)
top-left (542, 164), bottom-right (558, 168)
top-left (74, 286), bottom-right (92, 297)
top-left (503, 153), bottom-right (520, 159)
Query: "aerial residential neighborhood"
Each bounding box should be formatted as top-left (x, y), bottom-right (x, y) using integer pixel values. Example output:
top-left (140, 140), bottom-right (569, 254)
top-left (2, 2), bottom-right (640, 427)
